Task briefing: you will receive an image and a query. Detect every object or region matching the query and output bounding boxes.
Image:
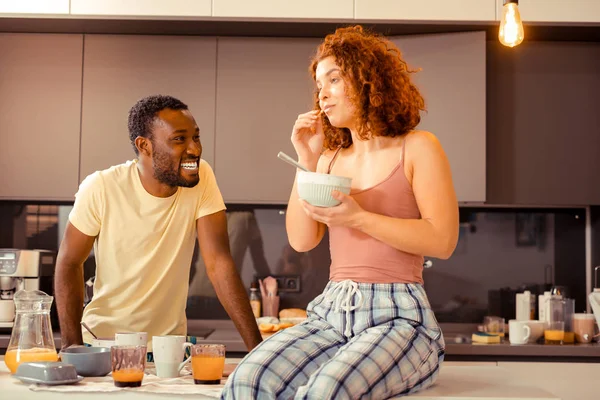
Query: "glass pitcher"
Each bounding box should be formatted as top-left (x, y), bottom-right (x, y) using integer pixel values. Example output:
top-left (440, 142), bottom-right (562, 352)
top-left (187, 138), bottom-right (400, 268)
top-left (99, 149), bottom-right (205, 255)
top-left (4, 290), bottom-right (58, 374)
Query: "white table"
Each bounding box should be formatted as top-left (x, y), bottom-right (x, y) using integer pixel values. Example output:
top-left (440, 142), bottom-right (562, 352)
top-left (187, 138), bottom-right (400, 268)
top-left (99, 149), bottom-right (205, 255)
top-left (1, 357), bottom-right (597, 399)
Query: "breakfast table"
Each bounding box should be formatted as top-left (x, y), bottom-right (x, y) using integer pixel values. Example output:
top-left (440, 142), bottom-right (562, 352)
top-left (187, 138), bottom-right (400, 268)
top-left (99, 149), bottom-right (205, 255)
top-left (1, 356), bottom-right (597, 399)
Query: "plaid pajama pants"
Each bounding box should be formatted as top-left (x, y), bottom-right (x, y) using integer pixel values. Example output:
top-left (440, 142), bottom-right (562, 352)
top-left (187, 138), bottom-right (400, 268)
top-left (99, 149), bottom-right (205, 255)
top-left (221, 280), bottom-right (445, 400)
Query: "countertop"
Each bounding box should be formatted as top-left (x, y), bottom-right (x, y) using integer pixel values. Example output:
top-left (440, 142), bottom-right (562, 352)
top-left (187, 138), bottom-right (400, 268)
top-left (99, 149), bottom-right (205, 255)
top-left (193, 321), bottom-right (600, 361)
top-left (3, 320), bottom-right (600, 361)
top-left (1, 357), bottom-right (598, 399)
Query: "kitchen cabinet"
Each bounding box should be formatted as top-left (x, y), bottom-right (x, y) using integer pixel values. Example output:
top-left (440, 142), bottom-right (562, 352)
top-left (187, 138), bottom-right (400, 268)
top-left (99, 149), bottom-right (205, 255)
top-left (212, 0), bottom-right (353, 19)
top-left (214, 38), bottom-right (319, 204)
top-left (215, 32), bottom-right (486, 204)
top-left (355, 0), bottom-right (496, 21)
top-left (0, 33), bottom-right (83, 201)
top-left (0, 0), bottom-right (69, 14)
top-left (486, 40), bottom-right (600, 205)
top-left (391, 31), bottom-right (487, 203)
top-left (70, 0), bottom-right (211, 17)
top-left (496, 0), bottom-right (600, 23)
top-left (79, 35), bottom-right (217, 181)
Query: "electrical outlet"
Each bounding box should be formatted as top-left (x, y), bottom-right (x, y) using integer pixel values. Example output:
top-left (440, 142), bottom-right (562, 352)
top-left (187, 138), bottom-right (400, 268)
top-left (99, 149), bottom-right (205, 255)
top-left (256, 275), bottom-right (301, 293)
top-left (283, 276), bottom-right (301, 292)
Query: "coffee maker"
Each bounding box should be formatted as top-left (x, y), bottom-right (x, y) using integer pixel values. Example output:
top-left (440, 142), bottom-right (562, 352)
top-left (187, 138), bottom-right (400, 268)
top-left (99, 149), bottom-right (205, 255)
top-left (0, 249), bottom-right (56, 329)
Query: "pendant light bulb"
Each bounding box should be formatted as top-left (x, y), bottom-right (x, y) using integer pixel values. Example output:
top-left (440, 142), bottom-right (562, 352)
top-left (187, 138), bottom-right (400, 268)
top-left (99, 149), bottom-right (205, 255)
top-left (499, 0), bottom-right (524, 47)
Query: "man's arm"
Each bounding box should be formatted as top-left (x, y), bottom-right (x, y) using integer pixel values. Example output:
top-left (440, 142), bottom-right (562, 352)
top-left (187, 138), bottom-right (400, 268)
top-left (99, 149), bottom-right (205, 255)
top-left (54, 222), bottom-right (96, 349)
top-left (196, 210), bottom-right (262, 351)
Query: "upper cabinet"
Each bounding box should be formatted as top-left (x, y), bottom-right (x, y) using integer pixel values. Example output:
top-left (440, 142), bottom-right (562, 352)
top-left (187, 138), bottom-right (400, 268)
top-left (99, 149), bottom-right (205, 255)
top-left (214, 38), bottom-right (319, 204)
top-left (213, 0), bottom-right (353, 19)
top-left (214, 32), bottom-right (486, 204)
top-left (356, 0), bottom-right (496, 21)
top-left (0, 0), bottom-right (69, 14)
top-left (0, 33), bottom-right (82, 201)
top-left (79, 35), bottom-right (217, 181)
top-left (71, 0), bottom-right (211, 16)
top-left (496, 0), bottom-right (600, 23)
top-left (391, 31), bottom-right (487, 203)
top-left (486, 41), bottom-right (600, 206)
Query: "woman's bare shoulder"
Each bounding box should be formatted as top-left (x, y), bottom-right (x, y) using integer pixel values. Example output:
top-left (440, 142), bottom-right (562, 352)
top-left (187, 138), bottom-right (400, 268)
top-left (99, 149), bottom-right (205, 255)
top-left (405, 130), bottom-right (448, 167)
top-left (406, 130), bottom-right (445, 154)
top-left (406, 130), bottom-right (440, 145)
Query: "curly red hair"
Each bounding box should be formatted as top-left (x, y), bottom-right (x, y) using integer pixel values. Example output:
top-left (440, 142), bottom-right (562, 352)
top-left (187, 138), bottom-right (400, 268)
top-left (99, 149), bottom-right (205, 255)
top-left (310, 25), bottom-right (425, 150)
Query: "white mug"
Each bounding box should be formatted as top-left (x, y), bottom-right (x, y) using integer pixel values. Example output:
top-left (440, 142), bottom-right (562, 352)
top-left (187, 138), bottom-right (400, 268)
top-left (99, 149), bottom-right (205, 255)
top-left (0, 299), bottom-right (15, 322)
top-left (509, 320), bottom-right (531, 345)
top-left (152, 335), bottom-right (193, 378)
top-left (115, 332), bottom-right (148, 347)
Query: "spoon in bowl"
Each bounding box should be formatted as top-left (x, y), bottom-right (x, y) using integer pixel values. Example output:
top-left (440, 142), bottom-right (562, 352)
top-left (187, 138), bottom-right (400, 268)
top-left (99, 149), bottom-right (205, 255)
top-left (81, 321), bottom-right (98, 339)
top-left (277, 152), bottom-right (309, 172)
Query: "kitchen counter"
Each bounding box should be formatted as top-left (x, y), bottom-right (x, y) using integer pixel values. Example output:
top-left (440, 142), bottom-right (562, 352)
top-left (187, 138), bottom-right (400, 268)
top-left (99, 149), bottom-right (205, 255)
top-left (0, 355), bottom-right (226, 400)
top-left (1, 357), bottom-right (597, 399)
top-left (190, 321), bottom-right (600, 361)
top-left (3, 321), bottom-right (600, 361)
top-left (446, 341), bottom-right (600, 360)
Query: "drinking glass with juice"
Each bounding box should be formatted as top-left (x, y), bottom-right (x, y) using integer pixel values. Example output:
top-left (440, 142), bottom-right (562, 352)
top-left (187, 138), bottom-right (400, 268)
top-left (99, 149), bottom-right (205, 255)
top-left (191, 344), bottom-right (226, 385)
top-left (110, 345), bottom-right (147, 387)
top-left (544, 321), bottom-right (565, 345)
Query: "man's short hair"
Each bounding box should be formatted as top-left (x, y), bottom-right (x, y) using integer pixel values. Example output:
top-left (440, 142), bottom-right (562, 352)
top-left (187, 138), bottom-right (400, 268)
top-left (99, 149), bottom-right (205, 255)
top-left (128, 95), bottom-right (188, 155)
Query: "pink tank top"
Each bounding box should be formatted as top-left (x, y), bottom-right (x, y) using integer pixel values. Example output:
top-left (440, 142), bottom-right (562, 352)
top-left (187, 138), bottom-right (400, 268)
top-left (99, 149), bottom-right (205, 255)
top-left (327, 139), bottom-right (424, 284)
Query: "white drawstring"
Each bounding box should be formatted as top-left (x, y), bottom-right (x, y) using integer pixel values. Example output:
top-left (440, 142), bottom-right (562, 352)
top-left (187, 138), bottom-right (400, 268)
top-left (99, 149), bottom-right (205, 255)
top-left (325, 280), bottom-right (364, 337)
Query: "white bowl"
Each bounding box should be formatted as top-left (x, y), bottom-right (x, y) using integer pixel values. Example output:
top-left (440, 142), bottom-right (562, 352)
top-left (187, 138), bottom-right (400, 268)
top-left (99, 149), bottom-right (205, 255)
top-left (297, 171), bottom-right (352, 207)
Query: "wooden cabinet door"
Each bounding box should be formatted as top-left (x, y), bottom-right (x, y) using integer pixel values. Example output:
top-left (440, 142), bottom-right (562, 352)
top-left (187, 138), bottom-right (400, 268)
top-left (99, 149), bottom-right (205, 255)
top-left (79, 35), bottom-right (217, 181)
top-left (213, 0), bottom-right (353, 18)
top-left (0, 33), bottom-right (82, 201)
top-left (214, 38), bottom-right (319, 204)
top-left (356, 0), bottom-right (496, 21)
top-left (391, 31), bottom-right (487, 202)
top-left (487, 41), bottom-right (600, 205)
top-left (0, 0), bottom-right (69, 14)
top-left (71, 0), bottom-right (211, 16)
top-left (496, 0), bottom-right (600, 23)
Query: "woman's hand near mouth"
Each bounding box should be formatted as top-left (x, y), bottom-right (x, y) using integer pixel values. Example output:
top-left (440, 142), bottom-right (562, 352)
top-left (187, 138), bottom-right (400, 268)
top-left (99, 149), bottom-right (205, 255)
top-left (291, 110), bottom-right (324, 172)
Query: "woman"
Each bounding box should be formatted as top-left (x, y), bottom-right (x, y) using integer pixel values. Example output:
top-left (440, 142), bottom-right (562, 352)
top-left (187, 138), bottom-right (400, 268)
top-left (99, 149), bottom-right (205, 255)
top-left (221, 25), bottom-right (459, 400)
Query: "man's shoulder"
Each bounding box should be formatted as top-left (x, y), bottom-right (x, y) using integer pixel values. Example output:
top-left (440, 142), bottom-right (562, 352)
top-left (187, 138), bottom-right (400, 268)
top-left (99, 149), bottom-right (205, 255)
top-left (198, 158), bottom-right (213, 173)
top-left (82, 160), bottom-right (136, 184)
top-left (193, 159), bottom-right (216, 189)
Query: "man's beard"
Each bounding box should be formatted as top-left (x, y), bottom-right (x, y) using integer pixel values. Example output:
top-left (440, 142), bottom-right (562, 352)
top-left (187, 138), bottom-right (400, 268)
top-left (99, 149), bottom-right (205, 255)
top-left (152, 148), bottom-right (199, 188)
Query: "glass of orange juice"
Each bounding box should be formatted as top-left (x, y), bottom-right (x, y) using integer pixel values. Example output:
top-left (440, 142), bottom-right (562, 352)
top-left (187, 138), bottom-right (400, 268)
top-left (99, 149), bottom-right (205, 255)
top-left (544, 321), bottom-right (565, 345)
top-left (191, 344), bottom-right (225, 385)
top-left (110, 345), bottom-right (147, 387)
top-left (4, 347), bottom-right (59, 374)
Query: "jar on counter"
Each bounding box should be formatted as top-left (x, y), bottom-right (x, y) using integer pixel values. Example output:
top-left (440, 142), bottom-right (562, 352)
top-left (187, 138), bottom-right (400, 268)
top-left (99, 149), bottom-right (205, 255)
top-left (249, 281), bottom-right (261, 318)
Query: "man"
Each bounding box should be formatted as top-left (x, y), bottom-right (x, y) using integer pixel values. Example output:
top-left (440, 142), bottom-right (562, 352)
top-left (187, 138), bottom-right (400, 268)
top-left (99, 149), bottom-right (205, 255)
top-left (55, 95), bottom-right (262, 351)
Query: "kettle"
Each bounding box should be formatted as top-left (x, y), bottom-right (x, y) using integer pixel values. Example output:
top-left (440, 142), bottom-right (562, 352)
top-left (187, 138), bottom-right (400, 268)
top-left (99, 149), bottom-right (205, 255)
top-left (4, 290), bottom-right (58, 373)
top-left (589, 267), bottom-right (600, 334)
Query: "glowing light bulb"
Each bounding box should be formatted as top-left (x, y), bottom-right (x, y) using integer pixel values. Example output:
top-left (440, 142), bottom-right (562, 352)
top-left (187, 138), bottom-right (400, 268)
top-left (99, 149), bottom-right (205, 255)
top-left (499, 0), bottom-right (524, 48)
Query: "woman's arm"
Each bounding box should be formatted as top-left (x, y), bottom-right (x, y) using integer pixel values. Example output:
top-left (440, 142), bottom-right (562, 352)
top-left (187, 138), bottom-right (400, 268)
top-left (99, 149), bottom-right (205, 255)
top-left (355, 131), bottom-right (459, 259)
top-left (285, 155), bottom-right (329, 252)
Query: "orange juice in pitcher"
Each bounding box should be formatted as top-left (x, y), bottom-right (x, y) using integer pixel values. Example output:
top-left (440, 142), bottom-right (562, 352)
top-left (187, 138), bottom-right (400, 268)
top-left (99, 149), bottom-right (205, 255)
top-left (5, 348), bottom-right (59, 374)
top-left (5, 290), bottom-right (58, 374)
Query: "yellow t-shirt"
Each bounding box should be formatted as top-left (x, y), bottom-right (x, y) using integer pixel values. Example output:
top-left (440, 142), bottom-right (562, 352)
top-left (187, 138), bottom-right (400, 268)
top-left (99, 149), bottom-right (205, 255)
top-left (69, 159), bottom-right (225, 347)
